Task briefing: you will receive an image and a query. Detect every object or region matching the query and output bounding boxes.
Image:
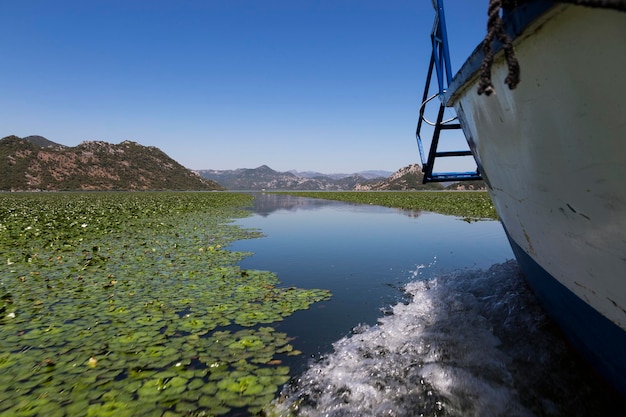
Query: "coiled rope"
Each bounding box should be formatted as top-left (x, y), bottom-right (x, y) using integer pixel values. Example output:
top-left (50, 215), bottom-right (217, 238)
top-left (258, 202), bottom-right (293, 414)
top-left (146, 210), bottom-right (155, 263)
top-left (477, 0), bottom-right (625, 96)
top-left (477, 0), bottom-right (519, 95)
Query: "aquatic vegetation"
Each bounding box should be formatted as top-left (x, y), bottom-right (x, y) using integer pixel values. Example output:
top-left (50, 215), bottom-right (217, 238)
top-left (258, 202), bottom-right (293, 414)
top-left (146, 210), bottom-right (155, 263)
top-left (278, 191), bottom-right (498, 219)
top-left (0, 192), bottom-right (331, 416)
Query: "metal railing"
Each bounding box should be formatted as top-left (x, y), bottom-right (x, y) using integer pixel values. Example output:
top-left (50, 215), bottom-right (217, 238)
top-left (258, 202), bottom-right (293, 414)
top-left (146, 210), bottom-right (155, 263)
top-left (415, 0), bottom-right (481, 183)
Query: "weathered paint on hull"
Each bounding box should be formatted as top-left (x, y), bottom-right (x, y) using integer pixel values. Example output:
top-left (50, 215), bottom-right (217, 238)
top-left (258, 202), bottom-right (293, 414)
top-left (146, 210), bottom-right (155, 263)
top-left (447, 4), bottom-right (626, 395)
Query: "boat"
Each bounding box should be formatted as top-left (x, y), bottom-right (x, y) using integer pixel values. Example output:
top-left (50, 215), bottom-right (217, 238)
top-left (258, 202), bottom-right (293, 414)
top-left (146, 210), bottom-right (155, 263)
top-left (416, 0), bottom-right (626, 397)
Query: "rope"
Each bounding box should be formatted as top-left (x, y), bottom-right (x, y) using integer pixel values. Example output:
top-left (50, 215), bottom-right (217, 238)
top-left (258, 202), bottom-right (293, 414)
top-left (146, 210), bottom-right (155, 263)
top-left (476, 0), bottom-right (624, 96)
top-left (477, 0), bottom-right (520, 95)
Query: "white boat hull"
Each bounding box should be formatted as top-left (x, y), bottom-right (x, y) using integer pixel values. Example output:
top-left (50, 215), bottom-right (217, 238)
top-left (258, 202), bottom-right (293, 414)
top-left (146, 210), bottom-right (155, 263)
top-left (447, 4), bottom-right (626, 395)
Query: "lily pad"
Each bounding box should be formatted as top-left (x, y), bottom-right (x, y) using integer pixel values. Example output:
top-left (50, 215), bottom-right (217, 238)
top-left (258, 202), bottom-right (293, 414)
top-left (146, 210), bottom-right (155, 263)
top-left (0, 192), bottom-right (332, 415)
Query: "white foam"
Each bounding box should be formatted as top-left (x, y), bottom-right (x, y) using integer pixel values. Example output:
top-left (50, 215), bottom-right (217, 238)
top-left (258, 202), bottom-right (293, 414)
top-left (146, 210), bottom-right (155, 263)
top-left (267, 261), bottom-right (544, 416)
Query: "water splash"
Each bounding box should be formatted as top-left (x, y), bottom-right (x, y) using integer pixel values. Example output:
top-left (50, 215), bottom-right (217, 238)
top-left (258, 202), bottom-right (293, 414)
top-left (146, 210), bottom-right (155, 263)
top-left (266, 261), bottom-right (621, 417)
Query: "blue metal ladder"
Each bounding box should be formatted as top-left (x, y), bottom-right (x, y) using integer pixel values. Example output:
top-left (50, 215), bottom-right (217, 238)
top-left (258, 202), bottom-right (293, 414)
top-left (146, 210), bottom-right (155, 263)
top-left (415, 0), bottom-right (481, 183)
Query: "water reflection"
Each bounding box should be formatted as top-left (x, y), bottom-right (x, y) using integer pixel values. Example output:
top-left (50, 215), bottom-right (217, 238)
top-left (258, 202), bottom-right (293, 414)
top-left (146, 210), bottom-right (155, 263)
top-left (241, 192), bottom-right (423, 219)
top-left (231, 193), bottom-right (513, 368)
top-left (240, 192), bottom-right (333, 216)
top-left (229, 194), bottom-right (625, 416)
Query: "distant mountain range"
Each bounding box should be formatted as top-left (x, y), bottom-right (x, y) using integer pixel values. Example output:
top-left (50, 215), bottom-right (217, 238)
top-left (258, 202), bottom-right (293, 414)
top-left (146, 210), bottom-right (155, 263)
top-left (197, 164), bottom-right (458, 191)
top-left (1, 135), bottom-right (485, 192)
top-left (0, 135), bottom-right (222, 191)
top-left (197, 165), bottom-right (392, 191)
top-left (287, 170), bottom-right (393, 180)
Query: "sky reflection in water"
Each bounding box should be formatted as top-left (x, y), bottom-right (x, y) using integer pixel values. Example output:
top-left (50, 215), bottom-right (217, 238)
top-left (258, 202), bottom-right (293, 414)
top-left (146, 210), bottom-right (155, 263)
top-left (229, 193), bottom-right (513, 367)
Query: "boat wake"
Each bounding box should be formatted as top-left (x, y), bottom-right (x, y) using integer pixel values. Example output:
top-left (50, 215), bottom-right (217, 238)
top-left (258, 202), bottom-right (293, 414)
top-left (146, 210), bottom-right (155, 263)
top-left (266, 261), bottom-right (622, 417)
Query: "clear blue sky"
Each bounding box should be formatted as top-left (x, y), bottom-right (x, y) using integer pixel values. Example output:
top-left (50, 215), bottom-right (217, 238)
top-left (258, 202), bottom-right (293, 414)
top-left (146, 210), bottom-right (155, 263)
top-left (1, 0), bottom-right (486, 173)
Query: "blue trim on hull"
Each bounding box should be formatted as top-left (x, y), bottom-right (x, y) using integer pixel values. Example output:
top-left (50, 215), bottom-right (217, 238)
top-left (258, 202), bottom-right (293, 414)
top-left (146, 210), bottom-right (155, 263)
top-left (505, 229), bottom-right (626, 398)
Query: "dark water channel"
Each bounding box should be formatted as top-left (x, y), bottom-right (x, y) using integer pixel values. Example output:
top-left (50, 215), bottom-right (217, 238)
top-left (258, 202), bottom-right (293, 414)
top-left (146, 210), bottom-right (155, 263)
top-left (229, 193), bottom-right (624, 417)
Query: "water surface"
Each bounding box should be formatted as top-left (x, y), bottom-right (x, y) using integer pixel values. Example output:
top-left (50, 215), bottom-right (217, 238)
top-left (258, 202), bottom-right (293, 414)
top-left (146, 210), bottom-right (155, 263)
top-left (230, 193), bottom-right (624, 416)
top-left (232, 194), bottom-right (512, 360)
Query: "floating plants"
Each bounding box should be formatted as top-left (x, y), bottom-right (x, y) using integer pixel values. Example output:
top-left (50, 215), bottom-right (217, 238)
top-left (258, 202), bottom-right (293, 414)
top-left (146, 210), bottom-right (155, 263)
top-left (276, 191), bottom-right (498, 220)
top-left (0, 192), bottom-right (331, 416)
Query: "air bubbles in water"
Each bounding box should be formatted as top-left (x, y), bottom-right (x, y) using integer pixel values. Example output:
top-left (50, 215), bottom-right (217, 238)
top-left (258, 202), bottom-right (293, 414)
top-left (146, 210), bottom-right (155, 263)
top-left (266, 261), bottom-right (621, 417)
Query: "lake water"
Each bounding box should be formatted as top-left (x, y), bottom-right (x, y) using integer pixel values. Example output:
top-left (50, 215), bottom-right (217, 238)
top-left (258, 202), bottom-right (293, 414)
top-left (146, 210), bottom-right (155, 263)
top-left (229, 193), bottom-right (624, 417)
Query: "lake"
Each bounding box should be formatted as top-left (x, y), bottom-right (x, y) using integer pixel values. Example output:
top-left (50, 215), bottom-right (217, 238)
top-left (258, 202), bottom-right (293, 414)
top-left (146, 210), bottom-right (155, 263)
top-left (230, 193), bottom-right (624, 417)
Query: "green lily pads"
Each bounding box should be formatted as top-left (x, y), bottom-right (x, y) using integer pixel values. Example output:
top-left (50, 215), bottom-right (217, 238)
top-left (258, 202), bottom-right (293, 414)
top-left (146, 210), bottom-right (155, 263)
top-left (85, 401), bottom-right (139, 417)
top-left (0, 192), bottom-right (332, 415)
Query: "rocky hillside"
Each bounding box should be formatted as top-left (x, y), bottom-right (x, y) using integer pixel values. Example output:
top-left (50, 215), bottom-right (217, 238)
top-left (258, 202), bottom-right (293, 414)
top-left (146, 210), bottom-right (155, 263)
top-left (198, 165), bottom-right (385, 190)
top-left (0, 135), bottom-right (223, 191)
top-left (355, 164), bottom-right (443, 190)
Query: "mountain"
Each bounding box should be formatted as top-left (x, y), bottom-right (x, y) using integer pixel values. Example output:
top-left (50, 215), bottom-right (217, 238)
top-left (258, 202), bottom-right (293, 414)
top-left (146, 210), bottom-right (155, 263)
top-left (357, 170), bottom-right (395, 179)
top-left (198, 165), bottom-right (385, 190)
top-left (23, 135), bottom-right (66, 149)
top-left (288, 169), bottom-right (393, 180)
top-left (198, 164), bottom-right (454, 191)
top-left (356, 165), bottom-right (486, 190)
top-left (0, 135), bottom-right (223, 191)
top-left (355, 164), bottom-right (444, 190)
